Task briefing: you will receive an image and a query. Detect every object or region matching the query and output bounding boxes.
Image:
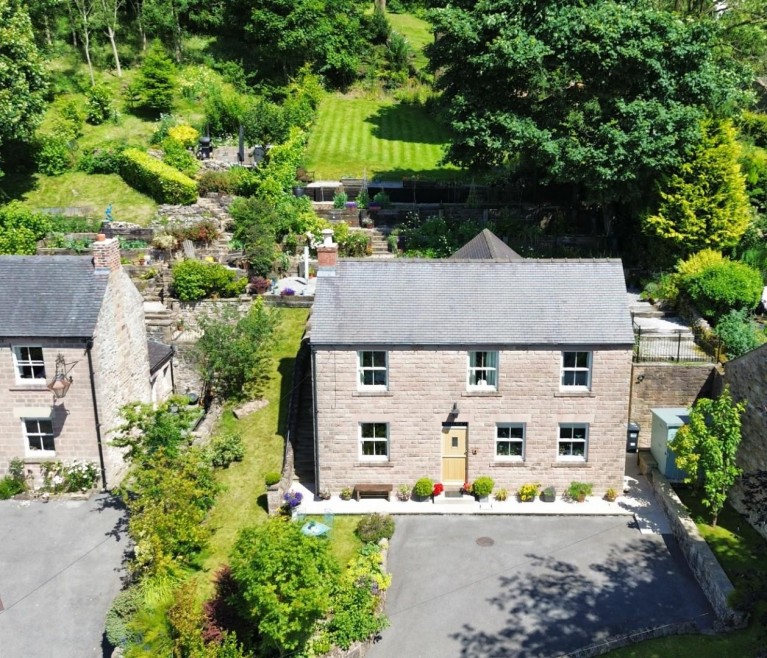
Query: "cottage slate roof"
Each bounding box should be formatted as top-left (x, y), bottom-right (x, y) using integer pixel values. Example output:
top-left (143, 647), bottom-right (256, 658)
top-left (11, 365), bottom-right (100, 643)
top-left (311, 259), bottom-right (634, 347)
top-left (147, 341), bottom-right (174, 374)
top-left (450, 229), bottom-right (523, 261)
top-left (0, 256), bottom-right (107, 338)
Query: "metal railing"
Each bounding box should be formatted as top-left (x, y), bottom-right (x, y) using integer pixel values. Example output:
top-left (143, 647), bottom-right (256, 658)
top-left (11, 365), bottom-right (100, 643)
top-left (633, 324), bottom-right (719, 363)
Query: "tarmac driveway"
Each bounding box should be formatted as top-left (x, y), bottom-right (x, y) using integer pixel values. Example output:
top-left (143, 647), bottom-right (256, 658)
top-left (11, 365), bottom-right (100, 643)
top-left (370, 516), bottom-right (713, 658)
top-left (0, 494), bottom-right (128, 658)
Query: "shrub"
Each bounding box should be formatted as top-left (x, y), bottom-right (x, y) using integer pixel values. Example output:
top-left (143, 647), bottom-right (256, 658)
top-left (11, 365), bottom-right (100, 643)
top-left (197, 169), bottom-right (253, 196)
top-left (396, 483), bottom-right (411, 501)
top-left (517, 483), bottom-right (541, 502)
top-left (413, 477), bottom-right (433, 498)
top-left (333, 191), bottom-right (348, 208)
top-left (105, 586), bottom-right (142, 648)
top-left (676, 249), bottom-right (726, 280)
top-left (715, 309), bottom-right (764, 358)
top-left (133, 41), bottom-right (176, 113)
top-left (167, 124), bottom-right (199, 149)
top-left (640, 272), bottom-right (680, 305)
top-left (206, 432), bottom-right (245, 468)
top-left (567, 481), bottom-right (593, 500)
top-left (494, 488), bottom-right (508, 501)
top-left (738, 111), bottom-right (767, 148)
top-left (77, 143), bottom-right (126, 174)
top-left (0, 476), bottom-right (25, 499)
top-left (249, 276), bottom-right (271, 294)
top-left (179, 219), bottom-right (219, 244)
top-left (683, 260), bottom-right (763, 321)
top-left (356, 188), bottom-right (370, 209)
top-left (472, 476), bottom-right (495, 498)
top-left (120, 147), bottom-right (198, 205)
top-left (40, 460), bottom-right (99, 493)
top-left (265, 471), bottom-right (281, 487)
top-left (161, 137), bottom-right (199, 177)
top-left (36, 132), bottom-right (75, 175)
top-left (86, 84), bottom-right (113, 124)
top-left (356, 514), bottom-right (395, 543)
top-left (152, 232), bottom-right (177, 252)
top-left (171, 259), bottom-right (246, 301)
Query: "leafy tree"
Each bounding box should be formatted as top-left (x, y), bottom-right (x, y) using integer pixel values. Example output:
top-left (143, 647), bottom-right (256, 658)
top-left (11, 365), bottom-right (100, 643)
top-left (69, 0), bottom-right (96, 85)
top-left (673, 387), bottom-right (745, 526)
top-left (0, 0), bottom-right (47, 174)
top-left (714, 309), bottom-right (764, 358)
top-left (427, 0), bottom-right (749, 232)
top-left (96, 0), bottom-right (124, 76)
top-left (230, 517), bottom-right (339, 656)
top-left (643, 120), bottom-right (751, 259)
top-left (682, 258), bottom-right (763, 321)
top-left (0, 202), bottom-right (52, 254)
top-left (193, 299), bottom-right (276, 400)
top-left (132, 40), bottom-right (177, 113)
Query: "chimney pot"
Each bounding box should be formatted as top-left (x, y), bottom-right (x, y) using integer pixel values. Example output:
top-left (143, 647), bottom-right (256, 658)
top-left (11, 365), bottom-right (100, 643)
top-left (92, 236), bottom-right (122, 273)
top-left (96, 233), bottom-right (106, 241)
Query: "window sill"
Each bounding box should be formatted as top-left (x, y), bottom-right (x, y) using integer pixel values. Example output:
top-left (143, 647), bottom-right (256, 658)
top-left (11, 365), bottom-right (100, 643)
top-left (554, 390), bottom-right (595, 398)
top-left (354, 462), bottom-right (394, 468)
top-left (353, 390), bottom-right (394, 397)
top-left (490, 461), bottom-right (527, 468)
top-left (9, 384), bottom-right (49, 392)
top-left (24, 454), bottom-right (57, 462)
top-left (551, 461), bottom-right (590, 468)
top-left (462, 391), bottom-right (502, 398)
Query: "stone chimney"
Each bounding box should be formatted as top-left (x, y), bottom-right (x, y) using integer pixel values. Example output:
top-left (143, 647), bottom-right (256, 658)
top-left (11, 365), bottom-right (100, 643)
top-left (316, 228), bottom-right (337, 277)
top-left (92, 234), bottom-right (121, 273)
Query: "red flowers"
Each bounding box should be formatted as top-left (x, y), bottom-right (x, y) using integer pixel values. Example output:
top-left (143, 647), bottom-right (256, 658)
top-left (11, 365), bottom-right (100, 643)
top-left (433, 482), bottom-right (444, 496)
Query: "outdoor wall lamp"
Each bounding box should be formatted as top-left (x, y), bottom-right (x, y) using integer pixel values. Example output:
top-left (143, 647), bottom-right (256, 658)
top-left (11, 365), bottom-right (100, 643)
top-left (47, 353), bottom-right (75, 399)
top-left (450, 402), bottom-right (459, 416)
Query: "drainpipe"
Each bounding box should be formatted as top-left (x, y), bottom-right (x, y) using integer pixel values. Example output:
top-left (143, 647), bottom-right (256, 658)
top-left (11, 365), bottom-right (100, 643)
top-left (85, 338), bottom-right (108, 490)
top-left (311, 347), bottom-right (320, 492)
top-left (169, 345), bottom-right (176, 394)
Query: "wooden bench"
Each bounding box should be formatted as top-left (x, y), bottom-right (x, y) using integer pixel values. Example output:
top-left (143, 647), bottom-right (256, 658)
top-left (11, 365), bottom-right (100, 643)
top-left (353, 483), bottom-right (393, 501)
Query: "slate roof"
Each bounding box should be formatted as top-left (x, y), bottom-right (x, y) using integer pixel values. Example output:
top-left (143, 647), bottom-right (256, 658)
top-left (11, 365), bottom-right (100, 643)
top-left (450, 229), bottom-right (523, 261)
top-left (147, 341), bottom-right (174, 374)
top-left (311, 259), bottom-right (634, 347)
top-left (0, 256), bottom-right (107, 338)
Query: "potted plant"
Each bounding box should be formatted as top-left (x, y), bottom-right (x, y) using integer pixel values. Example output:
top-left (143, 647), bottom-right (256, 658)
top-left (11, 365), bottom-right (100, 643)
top-left (317, 488), bottom-right (331, 501)
top-left (292, 182), bottom-right (306, 198)
top-left (265, 471), bottom-right (281, 490)
top-left (461, 481), bottom-right (473, 496)
top-left (340, 486), bottom-right (353, 501)
top-left (494, 488), bottom-right (508, 502)
top-left (357, 188), bottom-right (370, 214)
top-left (540, 486), bottom-right (556, 503)
top-left (472, 476), bottom-right (494, 501)
top-left (604, 487), bottom-right (618, 502)
top-left (432, 482), bottom-right (444, 497)
top-left (332, 191), bottom-right (348, 209)
top-left (413, 477), bottom-right (434, 501)
top-left (517, 483), bottom-right (541, 502)
top-left (396, 483), bottom-right (411, 501)
top-left (567, 481), bottom-right (593, 503)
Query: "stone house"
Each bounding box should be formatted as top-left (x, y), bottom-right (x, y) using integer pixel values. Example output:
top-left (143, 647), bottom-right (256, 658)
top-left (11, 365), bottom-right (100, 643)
top-left (309, 231), bottom-right (635, 495)
top-left (0, 237), bottom-right (156, 488)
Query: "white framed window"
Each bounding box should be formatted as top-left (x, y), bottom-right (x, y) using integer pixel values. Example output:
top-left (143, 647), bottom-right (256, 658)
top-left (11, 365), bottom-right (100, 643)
top-left (558, 424), bottom-right (588, 461)
top-left (359, 422), bottom-right (389, 460)
top-left (561, 351), bottom-right (591, 388)
top-left (24, 418), bottom-right (55, 454)
top-left (13, 346), bottom-right (46, 382)
top-left (467, 351), bottom-right (498, 390)
top-left (496, 424), bottom-right (525, 460)
top-left (358, 351), bottom-right (388, 388)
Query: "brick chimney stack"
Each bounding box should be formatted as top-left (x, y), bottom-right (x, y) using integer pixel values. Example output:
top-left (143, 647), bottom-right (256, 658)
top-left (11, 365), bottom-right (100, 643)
top-left (92, 234), bottom-right (122, 273)
top-left (316, 228), bottom-right (337, 277)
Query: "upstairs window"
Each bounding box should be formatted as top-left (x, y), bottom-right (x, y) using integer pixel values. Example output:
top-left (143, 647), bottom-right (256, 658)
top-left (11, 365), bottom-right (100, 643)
top-left (468, 351), bottom-right (498, 390)
top-left (561, 351), bottom-right (591, 388)
top-left (13, 346), bottom-right (46, 382)
top-left (358, 351), bottom-right (388, 388)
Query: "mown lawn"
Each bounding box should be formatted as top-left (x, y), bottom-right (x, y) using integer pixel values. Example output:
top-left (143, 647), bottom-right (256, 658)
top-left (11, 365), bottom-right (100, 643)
top-left (388, 12), bottom-right (433, 71)
top-left (304, 94), bottom-right (459, 181)
top-left (606, 491), bottom-right (767, 658)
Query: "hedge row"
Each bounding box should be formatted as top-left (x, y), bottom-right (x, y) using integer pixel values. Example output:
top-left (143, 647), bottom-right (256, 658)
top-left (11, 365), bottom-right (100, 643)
top-left (120, 147), bottom-right (198, 205)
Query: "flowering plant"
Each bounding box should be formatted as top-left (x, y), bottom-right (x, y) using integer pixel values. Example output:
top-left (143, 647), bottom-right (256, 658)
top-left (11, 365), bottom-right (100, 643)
top-left (432, 482), bottom-right (444, 497)
top-left (462, 481), bottom-right (473, 495)
top-left (280, 288), bottom-right (296, 297)
top-left (283, 490), bottom-right (303, 509)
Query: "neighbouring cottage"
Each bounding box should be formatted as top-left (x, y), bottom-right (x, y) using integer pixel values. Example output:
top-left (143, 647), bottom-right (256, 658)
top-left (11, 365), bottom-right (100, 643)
top-left (309, 229), bottom-right (635, 495)
top-left (0, 236), bottom-right (156, 488)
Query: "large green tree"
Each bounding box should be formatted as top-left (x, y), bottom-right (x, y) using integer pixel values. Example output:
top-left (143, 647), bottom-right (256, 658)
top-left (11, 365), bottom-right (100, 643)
top-left (0, 0), bottom-right (47, 174)
top-left (427, 0), bottom-right (749, 231)
top-left (643, 120), bottom-right (752, 257)
top-left (673, 387), bottom-right (745, 526)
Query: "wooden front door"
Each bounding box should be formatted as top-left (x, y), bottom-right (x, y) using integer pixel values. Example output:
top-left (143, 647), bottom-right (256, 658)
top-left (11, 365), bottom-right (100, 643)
top-left (442, 426), bottom-right (468, 484)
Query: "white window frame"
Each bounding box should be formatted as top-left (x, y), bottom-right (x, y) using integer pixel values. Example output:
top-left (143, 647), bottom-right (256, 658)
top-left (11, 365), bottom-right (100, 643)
top-left (495, 423), bottom-right (525, 461)
top-left (12, 345), bottom-right (46, 383)
top-left (23, 418), bottom-right (56, 455)
top-left (557, 424), bottom-right (588, 461)
top-left (467, 351), bottom-right (498, 390)
top-left (357, 351), bottom-right (388, 389)
top-left (560, 351), bottom-right (592, 389)
top-left (359, 422), bottom-right (389, 461)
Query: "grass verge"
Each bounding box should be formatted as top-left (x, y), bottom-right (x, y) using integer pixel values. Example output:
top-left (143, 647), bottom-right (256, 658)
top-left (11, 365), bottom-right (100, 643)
top-left (304, 94), bottom-right (458, 181)
top-left (388, 12), bottom-right (432, 72)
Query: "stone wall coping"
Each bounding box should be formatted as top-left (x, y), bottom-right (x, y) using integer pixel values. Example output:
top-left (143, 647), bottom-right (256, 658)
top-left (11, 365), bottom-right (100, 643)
top-left (649, 468), bottom-right (748, 628)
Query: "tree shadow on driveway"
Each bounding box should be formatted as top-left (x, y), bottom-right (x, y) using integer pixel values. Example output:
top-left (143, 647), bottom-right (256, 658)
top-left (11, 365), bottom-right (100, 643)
top-left (449, 537), bottom-right (713, 657)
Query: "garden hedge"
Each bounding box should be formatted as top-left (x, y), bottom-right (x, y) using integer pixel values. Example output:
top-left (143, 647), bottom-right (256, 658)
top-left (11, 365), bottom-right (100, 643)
top-left (120, 147), bottom-right (198, 205)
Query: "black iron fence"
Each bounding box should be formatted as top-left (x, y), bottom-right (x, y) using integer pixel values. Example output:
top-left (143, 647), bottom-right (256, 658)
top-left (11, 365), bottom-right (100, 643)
top-left (633, 325), bottom-right (720, 363)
